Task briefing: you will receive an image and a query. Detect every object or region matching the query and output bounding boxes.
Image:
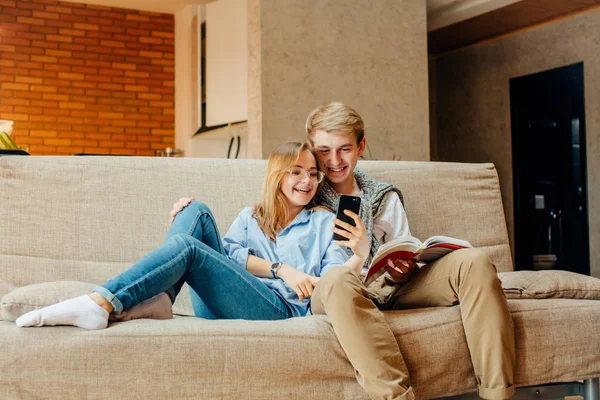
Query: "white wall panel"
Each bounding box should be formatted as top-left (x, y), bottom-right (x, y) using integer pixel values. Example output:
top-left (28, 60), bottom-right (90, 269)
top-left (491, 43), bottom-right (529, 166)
top-left (206, 0), bottom-right (248, 126)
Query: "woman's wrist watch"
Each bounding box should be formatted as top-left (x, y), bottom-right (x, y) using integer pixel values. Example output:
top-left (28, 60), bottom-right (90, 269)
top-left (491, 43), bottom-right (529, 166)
top-left (270, 262), bottom-right (283, 279)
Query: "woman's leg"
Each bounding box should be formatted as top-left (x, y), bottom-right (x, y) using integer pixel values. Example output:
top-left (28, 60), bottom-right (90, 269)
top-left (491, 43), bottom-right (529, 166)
top-left (165, 200), bottom-right (223, 319)
top-left (17, 233), bottom-right (291, 329)
top-left (111, 200), bottom-right (223, 321)
top-left (166, 200), bottom-right (224, 252)
top-left (97, 233), bottom-right (290, 319)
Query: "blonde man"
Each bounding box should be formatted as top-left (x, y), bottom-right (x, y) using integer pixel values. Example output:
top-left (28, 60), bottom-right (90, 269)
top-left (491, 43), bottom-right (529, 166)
top-left (307, 102), bottom-right (516, 400)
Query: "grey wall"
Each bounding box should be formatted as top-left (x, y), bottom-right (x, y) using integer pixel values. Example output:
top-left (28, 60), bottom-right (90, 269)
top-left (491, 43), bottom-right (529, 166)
top-left (432, 9), bottom-right (600, 277)
top-left (248, 0), bottom-right (430, 161)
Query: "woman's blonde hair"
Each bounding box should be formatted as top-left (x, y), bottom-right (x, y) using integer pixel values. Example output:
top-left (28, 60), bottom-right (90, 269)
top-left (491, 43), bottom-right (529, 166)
top-left (305, 101), bottom-right (364, 145)
top-left (253, 141), bottom-right (322, 241)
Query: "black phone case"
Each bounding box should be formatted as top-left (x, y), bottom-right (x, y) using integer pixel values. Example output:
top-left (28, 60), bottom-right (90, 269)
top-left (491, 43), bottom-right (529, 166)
top-left (333, 195), bottom-right (362, 241)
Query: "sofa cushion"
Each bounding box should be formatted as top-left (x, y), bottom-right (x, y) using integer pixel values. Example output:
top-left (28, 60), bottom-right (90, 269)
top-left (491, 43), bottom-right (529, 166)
top-left (499, 270), bottom-right (600, 300)
top-left (0, 281), bottom-right (95, 321)
top-left (0, 298), bottom-right (598, 399)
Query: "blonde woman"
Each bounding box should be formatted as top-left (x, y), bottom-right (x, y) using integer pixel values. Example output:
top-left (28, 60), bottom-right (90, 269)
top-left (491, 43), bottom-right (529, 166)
top-left (16, 142), bottom-right (368, 330)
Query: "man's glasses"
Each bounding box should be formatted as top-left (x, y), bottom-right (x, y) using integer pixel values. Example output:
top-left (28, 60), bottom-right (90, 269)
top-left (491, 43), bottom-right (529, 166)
top-left (287, 167), bottom-right (325, 183)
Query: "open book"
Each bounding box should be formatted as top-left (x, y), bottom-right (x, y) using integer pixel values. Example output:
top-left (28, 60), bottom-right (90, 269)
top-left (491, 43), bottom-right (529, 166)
top-left (363, 235), bottom-right (472, 287)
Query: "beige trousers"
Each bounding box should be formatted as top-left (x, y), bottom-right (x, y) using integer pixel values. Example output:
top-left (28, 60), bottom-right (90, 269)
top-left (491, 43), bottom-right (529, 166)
top-left (311, 248), bottom-right (516, 400)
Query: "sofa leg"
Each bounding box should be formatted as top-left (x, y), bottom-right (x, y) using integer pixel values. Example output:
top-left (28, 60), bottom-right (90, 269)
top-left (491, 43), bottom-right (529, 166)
top-left (584, 378), bottom-right (599, 400)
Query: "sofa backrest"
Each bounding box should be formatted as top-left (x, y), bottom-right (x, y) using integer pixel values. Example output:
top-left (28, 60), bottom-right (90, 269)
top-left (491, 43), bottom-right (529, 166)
top-left (0, 156), bottom-right (512, 316)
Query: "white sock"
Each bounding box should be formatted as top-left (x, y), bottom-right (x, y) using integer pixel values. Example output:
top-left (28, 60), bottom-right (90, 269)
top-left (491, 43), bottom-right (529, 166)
top-left (16, 295), bottom-right (109, 330)
top-left (110, 292), bottom-right (173, 322)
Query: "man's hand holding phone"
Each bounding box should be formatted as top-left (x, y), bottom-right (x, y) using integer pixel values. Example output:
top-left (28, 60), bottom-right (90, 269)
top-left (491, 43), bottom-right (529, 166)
top-left (332, 195), bottom-right (368, 260)
top-left (332, 210), bottom-right (369, 260)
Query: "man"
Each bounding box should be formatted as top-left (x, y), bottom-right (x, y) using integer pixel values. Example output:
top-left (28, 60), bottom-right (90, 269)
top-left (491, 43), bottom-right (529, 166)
top-left (307, 102), bottom-right (516, 400)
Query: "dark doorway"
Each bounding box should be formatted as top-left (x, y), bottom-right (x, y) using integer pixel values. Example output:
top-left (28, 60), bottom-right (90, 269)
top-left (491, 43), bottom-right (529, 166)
top-left (510, 62), bottom-right (589, 275)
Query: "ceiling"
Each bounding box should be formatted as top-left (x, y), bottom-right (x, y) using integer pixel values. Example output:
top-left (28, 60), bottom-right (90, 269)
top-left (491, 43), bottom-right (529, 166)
top-left (57, 0), bottom-right (600, 54)
top-left (427, 0), bottom-right (524, 31)
top-left (428, 0), bottom-right (600, 53)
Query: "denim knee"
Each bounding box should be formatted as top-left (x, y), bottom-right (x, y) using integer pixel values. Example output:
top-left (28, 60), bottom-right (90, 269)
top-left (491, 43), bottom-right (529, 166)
top-left (185, 200), bottom-right (212, 215)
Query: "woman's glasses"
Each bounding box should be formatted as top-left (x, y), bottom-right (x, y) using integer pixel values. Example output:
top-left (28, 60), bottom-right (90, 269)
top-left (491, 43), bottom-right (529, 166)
top-left (287, 167), bottom-right (325, 183)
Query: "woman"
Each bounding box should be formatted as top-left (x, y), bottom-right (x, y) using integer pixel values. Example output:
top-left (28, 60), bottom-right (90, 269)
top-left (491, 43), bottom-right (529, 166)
top-left (16, 142), bottom-right (368, 330)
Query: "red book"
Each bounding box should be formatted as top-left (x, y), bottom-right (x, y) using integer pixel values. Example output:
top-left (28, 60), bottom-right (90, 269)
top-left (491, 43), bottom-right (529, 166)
top-left (363, 235), bottom-right (472, 287)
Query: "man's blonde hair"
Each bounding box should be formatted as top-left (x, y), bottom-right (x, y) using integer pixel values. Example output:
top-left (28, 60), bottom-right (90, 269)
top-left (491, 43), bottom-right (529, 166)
top-left (305, 102), bottom-right (364, 145)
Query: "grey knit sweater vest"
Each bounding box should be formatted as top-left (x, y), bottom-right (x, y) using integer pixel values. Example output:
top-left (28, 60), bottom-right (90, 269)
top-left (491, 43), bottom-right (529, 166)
top-left (313, 168), bottom-right (404, 269)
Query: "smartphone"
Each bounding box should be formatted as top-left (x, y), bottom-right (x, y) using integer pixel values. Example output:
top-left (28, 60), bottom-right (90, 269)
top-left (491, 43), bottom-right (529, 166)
top-left (333, 195), bottom-right (362, 241)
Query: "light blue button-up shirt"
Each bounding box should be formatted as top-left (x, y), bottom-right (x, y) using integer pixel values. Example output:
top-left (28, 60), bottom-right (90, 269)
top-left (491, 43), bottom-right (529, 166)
top-left (222, 206), bottom-right (349, 317)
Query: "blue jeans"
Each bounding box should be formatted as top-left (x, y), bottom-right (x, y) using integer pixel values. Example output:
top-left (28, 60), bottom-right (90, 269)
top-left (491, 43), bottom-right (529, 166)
top-left (93, 201), bottom-right (292, 320)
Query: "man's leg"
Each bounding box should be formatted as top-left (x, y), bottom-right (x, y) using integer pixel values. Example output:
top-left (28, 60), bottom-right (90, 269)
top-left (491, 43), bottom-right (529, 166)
top-left (389, 248), bottom-right (515, 400)
top-left (311, 267), bottom-right (415, 400)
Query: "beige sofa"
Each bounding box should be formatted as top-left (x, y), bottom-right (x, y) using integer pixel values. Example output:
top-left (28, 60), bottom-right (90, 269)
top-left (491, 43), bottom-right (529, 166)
top-left (0, 156), bottom-right (599, 399)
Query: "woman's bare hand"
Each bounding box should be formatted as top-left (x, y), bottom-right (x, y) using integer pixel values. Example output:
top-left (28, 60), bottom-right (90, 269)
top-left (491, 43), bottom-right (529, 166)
top-left (169, 197), bottom-right (195, 225)
top-left (277, 265), bottom-right (319, 302)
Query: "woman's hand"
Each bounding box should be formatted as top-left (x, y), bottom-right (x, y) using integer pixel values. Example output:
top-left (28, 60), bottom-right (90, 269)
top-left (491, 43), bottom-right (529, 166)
top-left (385, 259), bottom-right (419, 283)
top-left (278, 264), bottom-right (319, 301)
top-left (332, 210), bottom-right (369, 261)
top-left (169, 197), bottom-right (195, 225)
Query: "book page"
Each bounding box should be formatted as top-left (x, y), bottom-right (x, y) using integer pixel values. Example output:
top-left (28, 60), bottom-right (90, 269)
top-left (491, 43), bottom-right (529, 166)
top-left (378, 235), bottom-right (422, 253)
top-left (422, 235), bottom-right (472, 249)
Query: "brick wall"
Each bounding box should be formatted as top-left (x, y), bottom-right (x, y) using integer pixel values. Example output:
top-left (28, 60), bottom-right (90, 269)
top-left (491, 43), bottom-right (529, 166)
top-left (0, 0), bottom-right (174, 155)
